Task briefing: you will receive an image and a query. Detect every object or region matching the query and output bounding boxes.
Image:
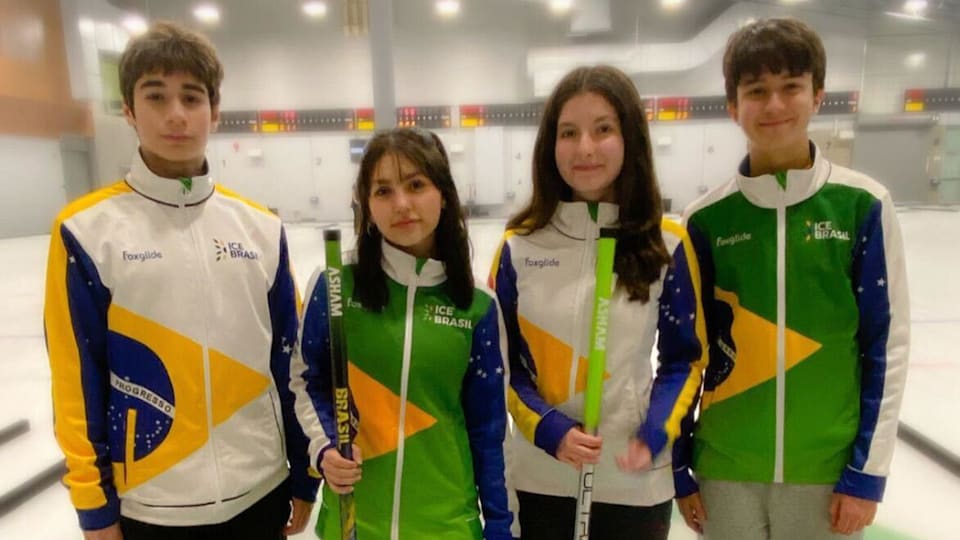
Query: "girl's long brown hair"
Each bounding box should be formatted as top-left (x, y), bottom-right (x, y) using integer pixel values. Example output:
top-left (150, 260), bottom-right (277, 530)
top-left (507, 65), bottom-right (671, 302)
top-left (353, 128), bottom-right (473, 311)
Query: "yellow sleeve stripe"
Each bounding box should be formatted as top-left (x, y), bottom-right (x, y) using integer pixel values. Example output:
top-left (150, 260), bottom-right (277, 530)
top-left (43, 226), bottom-right (109, 510)
top-left (661, 218), bottom-right (709, 444)
top-left (507, 387), bottom-right (541, 443)
top-left (57, 181), bottom-right (132, 222)
top-left (487, 229), bottom-right (517, 286)
top-left (214, 185), bottom-right (277, 218)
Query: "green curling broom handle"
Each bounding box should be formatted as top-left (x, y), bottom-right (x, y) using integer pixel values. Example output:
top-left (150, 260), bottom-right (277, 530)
top-left (573, 227), bottom-right (618, 540)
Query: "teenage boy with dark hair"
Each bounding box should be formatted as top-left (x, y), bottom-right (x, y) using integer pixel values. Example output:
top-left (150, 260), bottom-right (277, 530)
top-left (44, 21), bottom-right (317, 540)
top-left (674, 17), bottom-right (909, 540)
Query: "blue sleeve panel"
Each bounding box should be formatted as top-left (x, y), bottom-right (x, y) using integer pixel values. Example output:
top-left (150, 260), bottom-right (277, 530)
top-left (268, 228), bottom-right (320, 501)
top-left (838, 200), bottom-right (893, 502)
top-left (48, 225), bottom-right (120, 530)
top-left (490, 240), bottom-right (576, 457)
top-left (668, 220), bottom-right (717, 498)
top-left (298, 272), bottom-right (340, 465)
top-left (461, 301), bottom-right (513, 540)
top-left (639, 234), bottom-right (706, 459)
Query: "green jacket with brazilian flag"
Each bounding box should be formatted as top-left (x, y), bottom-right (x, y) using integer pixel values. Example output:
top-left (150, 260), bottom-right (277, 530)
top-left (675, 143), bottom-right (910, 503)
top-left (290, 241), bottom-right (513, 540)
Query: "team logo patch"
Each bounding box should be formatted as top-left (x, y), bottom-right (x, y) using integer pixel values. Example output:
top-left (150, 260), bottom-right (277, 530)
top-left (805, 221), bottom-right (850, 241)
top-left (213, 238), bottom-right (261, 261)
top-left (422, 304), bottom-right (473, 329)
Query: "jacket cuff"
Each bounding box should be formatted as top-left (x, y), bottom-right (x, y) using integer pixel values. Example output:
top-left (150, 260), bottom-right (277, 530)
top-left (314, 443), bottom-right (335, 478)
top-left (290, 474), bottom-right (321, 501)
top-left (673, 466), bottom-right (700, 498)
top-left (483, 528), bottom-right (515, 540)
top-left (637, 423), bottom-right (668, 457)
top-left (834, 466), bottom-right (886, 502)
top-left (77, 497), bottom-right (121, 531)
top-left (533, 409), bottom-right (578, 457)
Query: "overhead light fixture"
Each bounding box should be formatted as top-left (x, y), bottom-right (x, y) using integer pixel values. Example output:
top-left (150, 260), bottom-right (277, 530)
top-left (780, 0), bottom-right (808, 4)
top-left (903, 0), bottom-right (927, 14)
top-left (78, 18), bottom-right (95, 35)
top-left (661, 0), bottom-right (686, 9)
top-left (549, 0), bottom-right (574, 14)
top-left (122, 15), bottom-right (148, 35)
top-left (884, 10), bottom-right (931, 21)
top-left (435, 0), bottom-right (460, 17)
top-left (302, 1), bottom-right (327, 18)
top-left (193, 4), bottom-right (220, 24)
top-left (905, 51), bottom-right (926, 68)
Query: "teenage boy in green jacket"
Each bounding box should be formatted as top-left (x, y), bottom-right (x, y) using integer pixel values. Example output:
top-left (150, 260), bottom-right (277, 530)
top-left (675, 17), bottom-right (909, 540)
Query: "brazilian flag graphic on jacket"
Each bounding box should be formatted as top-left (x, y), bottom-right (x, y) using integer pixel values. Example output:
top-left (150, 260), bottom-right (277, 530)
top-left (290, 244), bottom-right (513, 540)
top-left (673, 145), bottom-right (909, 503)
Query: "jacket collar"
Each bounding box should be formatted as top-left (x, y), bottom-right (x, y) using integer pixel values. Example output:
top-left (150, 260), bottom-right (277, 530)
top-left (550, 201), bottom-right (619, 239)
top-left (381, 240), bottom-right (447, 287)
top-left (125, 149), bottom-right (215, 207)
top-left (735, 141), bottom-right (832, 209)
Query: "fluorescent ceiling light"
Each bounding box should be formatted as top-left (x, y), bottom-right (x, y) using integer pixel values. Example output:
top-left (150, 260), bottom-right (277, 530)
top-left (302, 1), bottom-right (327, 18)
top-left (122, 15), bottom-right (148, 35)
top-left (884, 10), bottom-right (931, 21)
top-left (549, 0), bottom-right (574, 15)
top-left (905, 51), bottom-right (926, 68)
top-left (661, 0), bottom-right (686, 9)
top-left (78, 18), bottom-right (95, 35)
top-left (903, 0), bottom-right (927, 14)
top-left (193, 4), bottom-right (220, 24)
top-left (436, 0), bottom-right (460, 17)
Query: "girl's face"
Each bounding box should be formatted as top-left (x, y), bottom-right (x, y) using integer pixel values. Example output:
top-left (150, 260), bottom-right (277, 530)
top-left (367, 152), bottom-right (443, 259)
top-left (554, 91), bottom-right (625, 203)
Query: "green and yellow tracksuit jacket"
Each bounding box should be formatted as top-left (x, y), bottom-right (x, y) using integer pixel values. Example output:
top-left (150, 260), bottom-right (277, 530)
top-left (675, 143), bottom-right (910, 502)
top-left (290, 241), bottom-right (512, 539)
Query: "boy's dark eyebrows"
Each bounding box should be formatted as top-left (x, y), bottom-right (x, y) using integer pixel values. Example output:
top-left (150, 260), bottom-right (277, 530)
top-left (136, 79), bottom-right (207, 95)
top-left (137, 79), bottom-right (166, 90)
top-left (182, 82), bottom-right (208, 94)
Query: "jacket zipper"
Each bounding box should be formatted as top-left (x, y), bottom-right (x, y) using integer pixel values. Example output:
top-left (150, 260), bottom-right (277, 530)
top-left (774, 190), bottom-right (787, 483)
top-left (390, 279), bottom-right (418, 540)
top-left (184, 201), bottom-right (225, 504)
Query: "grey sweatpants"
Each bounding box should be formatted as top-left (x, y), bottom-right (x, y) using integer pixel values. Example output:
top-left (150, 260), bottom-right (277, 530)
top-left (699, 480), bottom-right (864, 540)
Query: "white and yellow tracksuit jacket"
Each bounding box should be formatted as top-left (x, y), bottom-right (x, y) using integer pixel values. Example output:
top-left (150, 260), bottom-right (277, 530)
top-left (488, 202), bottom-right (707, 506)
top-left (43, 151), bottom-right (318, 530)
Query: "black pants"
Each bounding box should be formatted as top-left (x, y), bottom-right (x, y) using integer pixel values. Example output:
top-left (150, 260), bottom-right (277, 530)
top-left (516, 490), bottom-right (671, 540)
top-left (119, 481), bottom-right (291, 540)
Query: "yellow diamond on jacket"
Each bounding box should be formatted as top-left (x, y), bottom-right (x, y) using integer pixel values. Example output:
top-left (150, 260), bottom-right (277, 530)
top-left (349, 363), bottom-right (437, 460)
top-left (700, 287), bottom-right (822, 412)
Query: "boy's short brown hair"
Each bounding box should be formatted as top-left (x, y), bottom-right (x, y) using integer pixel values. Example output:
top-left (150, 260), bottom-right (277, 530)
top-left (119, 21), bottom-right (224, 111)
top-left (722, 17), bottom-right (826, 102)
